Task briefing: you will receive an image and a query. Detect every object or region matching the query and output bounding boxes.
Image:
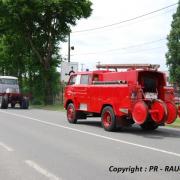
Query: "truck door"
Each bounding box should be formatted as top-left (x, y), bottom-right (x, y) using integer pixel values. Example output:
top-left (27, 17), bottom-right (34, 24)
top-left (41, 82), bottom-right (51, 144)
top-left (65, 74), bottom-right (77, 105)
top-left (88, 74), bottom-right (102, 113)
top-left (74, 74), bottom-right (90, 111)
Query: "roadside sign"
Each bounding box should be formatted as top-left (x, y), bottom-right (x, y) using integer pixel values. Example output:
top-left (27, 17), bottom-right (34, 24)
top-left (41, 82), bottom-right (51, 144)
top-left (61, 62), bottom-right (78, 82)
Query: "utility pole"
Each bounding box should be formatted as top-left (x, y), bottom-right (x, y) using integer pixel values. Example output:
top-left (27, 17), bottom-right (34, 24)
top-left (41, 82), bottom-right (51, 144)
top-left (96, 61), bottom-right (101, 69)
top-left (81, 64), bottom-right (84, 71)
top-left (68, 33), bottom-right (70, 62)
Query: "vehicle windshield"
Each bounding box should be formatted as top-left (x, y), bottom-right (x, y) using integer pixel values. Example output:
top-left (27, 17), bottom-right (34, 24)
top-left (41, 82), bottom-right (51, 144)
top-left (0, 78), bottom-right (18, 85)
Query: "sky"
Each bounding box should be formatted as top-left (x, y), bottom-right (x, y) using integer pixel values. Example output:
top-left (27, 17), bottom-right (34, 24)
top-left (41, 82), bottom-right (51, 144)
top-left (60, 0), bottom-right (178, 71)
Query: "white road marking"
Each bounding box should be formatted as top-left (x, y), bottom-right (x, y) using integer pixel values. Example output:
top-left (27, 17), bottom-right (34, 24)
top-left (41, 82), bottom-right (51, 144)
top-left (25, 160), bottom-right (61, 180)
top-left (0, 141), bottom-right (14, 152)
top-left (1, 110), bottom-right (180, 158)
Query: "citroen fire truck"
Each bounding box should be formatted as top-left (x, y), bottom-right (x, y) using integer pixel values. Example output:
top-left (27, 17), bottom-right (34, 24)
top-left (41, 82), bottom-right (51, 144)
top-left (64, 64), bottom-right (180, 131)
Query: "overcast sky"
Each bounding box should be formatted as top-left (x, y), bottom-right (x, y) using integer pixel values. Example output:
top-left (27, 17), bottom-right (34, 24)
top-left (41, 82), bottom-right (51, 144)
top-left (60, 0), bottom-right (178, 71)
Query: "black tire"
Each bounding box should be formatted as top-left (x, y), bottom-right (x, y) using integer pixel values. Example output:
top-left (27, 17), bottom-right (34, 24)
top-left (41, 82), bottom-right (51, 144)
top-left (11, 103), bottom-right (16, 108)
top-left (101, 106), bottom-right (116, 131)
top-left (20, 97), bottom-right (29, 109)
top-left (0, 96), bottom-right (8, 109)
top-left (140, 117), bottom-right (158, 131)
top-left (67, 103), bottom-right (78, 124)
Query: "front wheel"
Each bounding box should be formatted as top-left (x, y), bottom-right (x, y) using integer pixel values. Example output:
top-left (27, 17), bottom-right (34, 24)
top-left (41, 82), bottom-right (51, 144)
top-left (20, 97), bottom-right (29, 109)
top-left (11, 103), bottom-right (16, 108)
top-left (0, 96), bottom-right (8, 109)
top-left (101, 106), bottom-right (116, 131)
top-left (67, 103), bottom-right (78, 124)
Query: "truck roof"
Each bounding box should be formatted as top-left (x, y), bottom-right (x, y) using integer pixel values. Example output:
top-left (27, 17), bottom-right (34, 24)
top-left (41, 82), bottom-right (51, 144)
top-left (0, 76), bottom-right (18, 80)
top-left (96, 64), bottom-right (160, 71)
top-left (73, 69), bottom-right (164, 75)
top-left (72, 70), bottom-right (109, 75)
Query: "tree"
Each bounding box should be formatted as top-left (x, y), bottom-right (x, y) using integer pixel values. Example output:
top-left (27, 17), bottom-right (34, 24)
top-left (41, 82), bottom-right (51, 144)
top-left (0, 0), bottom-right (92, 104)
top-left (166, 1), bottom-right (180, 85)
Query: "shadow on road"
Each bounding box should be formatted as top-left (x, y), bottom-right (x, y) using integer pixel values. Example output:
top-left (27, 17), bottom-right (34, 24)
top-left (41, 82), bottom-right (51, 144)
top-left (78, 120), bottom-right (102, 128)
top-left (77, 120), bottom-right (180, 140)
top-left (119, 126), bottom-right (180, 140)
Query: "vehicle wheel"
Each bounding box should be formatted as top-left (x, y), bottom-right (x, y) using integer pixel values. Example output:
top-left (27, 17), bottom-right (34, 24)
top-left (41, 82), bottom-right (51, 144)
top-left (0, 96), bottom-right (8, 109)
top-left (101, 106), bottom-right (116, 131)
top-left (11, 103), bottom-right (16, 108)
top-left (67, 103), bottom-right (78, 124)
top-left (20, 97), bottom-right (29, 109)
top-left (140, 117), bottom-right (158, 130)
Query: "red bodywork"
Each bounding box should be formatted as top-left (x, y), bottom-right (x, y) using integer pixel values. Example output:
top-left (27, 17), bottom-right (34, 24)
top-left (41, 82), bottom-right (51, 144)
top-left (64, 64), bottom-right (180, 131)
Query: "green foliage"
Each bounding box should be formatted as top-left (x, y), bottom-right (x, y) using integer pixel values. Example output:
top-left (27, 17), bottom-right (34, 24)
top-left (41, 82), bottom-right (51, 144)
top-left (166, 1), bottom-right (180, 85)
top-left (0, 0), bottom-right (92, 104)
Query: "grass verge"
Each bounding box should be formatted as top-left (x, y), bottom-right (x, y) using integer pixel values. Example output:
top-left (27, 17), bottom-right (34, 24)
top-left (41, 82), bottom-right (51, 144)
top-left (167, 118), bottom-right (180, 128)
top-left (30, 104), bottom-right (65, 111)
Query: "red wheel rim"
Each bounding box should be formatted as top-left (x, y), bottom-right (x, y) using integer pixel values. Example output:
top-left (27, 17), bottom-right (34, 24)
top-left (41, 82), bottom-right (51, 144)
top-left (103, 111), bottom-right (112, 128)
top-left (67, 106), bottom-right (74, 121)
top-left (150, 100), bottom-right (167, 124)
top-left (132, 101), bottom-right (148, 125)
top-left (166, 101), bottom-right (177, 124)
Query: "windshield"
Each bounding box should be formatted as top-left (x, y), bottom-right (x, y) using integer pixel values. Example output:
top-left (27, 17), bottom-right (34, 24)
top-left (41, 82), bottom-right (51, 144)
top-left (0, 78), bottom-right (18, 85)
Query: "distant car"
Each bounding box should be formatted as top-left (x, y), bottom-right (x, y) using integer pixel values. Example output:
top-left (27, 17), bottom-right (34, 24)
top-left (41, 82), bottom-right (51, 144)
top-left (0, 76), bottom-right (29, 109)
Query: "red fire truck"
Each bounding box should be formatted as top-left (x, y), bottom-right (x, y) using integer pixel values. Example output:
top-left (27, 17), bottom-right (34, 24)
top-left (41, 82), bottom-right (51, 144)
top-left (64, 64), bottom-right (180, 131)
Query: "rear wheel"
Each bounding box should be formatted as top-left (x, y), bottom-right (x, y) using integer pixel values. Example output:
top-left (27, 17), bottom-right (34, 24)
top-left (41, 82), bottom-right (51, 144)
top-left (0, 96), bottom-right (8, 109)
top-left (101, 106), bottom-right (116, 131)
top-left (20, 97), bottom-right (29, 109)
top-left (140, 117), bottom-right (158, 130)
top-left (67, 103), bottom-right (78, 124)
top-left (11, 103), bottom-right (16, 108)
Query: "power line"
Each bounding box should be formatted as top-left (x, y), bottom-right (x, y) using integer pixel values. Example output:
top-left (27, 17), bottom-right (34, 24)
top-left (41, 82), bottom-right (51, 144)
top-left (113, 45), bottom-right (166, 55)
top-left (72, 8), bottom-right (175, 36)
top-left (71, 46), bottom-right (166, 58)
top-left (71, 38), bottom-right (166, 56)
top-left (72, 3), bottom-right (178, 33)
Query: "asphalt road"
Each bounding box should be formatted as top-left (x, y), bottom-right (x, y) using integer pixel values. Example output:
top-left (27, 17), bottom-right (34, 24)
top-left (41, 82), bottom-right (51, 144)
top-left (0, 108), bottom-right (180, 180)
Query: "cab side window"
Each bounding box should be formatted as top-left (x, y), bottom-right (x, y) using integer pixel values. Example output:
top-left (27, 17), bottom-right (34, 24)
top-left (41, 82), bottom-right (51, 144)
top-left (68, 75), bottom-right (77, 85)
top-left (80, 75), bottom-right (89, 85)
top-left (93, 75), bottom-right (99, 81)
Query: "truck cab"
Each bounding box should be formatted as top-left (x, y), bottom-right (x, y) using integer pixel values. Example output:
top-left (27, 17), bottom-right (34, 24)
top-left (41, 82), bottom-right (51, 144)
top-left (0, 76), bottom-right (20, 94)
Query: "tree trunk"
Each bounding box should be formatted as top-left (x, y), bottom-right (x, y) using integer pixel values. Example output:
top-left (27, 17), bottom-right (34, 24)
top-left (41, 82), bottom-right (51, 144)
top-left (43, 57), bottom-right (53, 105)
top-left (27, 35), bottom-right (54, 105)
top-left (44, 69), bottom-right (53, 105)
